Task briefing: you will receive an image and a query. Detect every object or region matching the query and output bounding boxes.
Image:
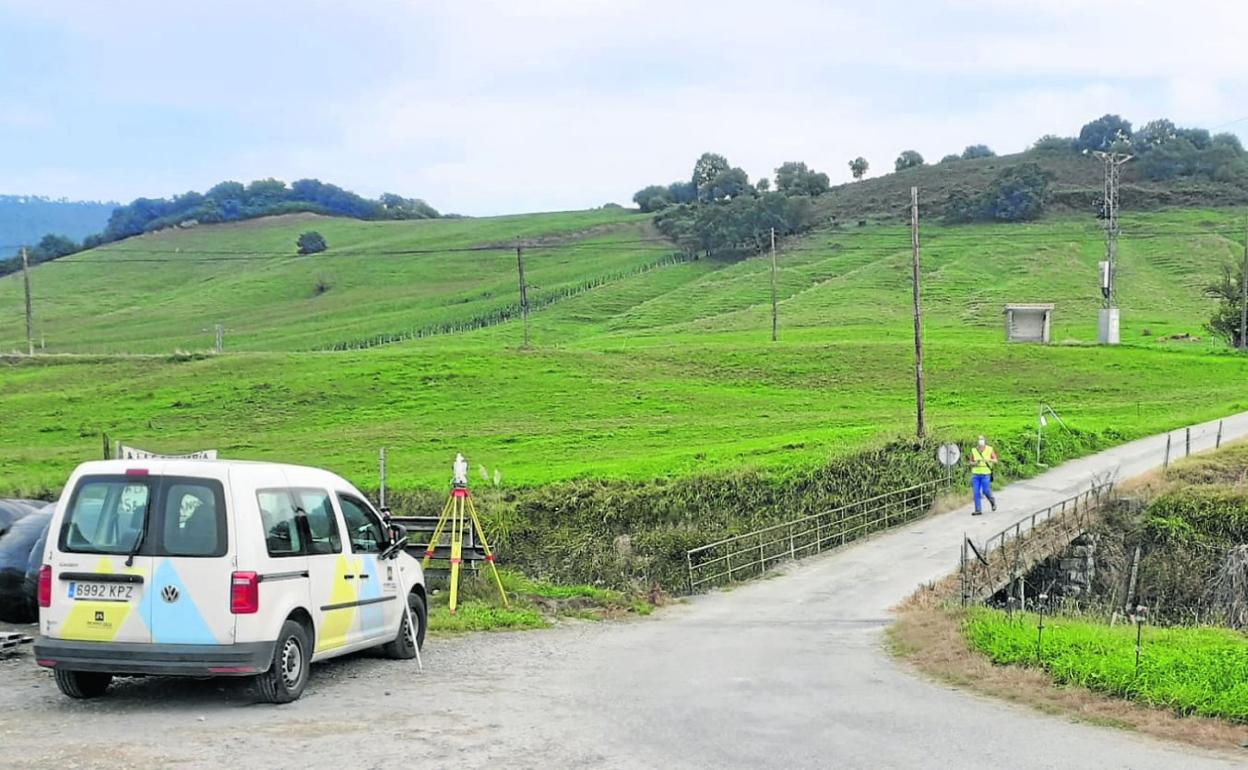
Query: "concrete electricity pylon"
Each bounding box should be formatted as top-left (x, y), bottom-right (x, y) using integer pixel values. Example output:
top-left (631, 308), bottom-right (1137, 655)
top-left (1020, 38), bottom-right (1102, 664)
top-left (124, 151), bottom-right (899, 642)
top-left (1091, 149), bottom-right (1132, 344)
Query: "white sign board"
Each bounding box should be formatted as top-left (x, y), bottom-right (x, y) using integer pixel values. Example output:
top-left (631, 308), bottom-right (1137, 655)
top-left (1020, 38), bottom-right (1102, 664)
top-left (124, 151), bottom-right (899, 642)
top-left (118, 444), bottom-right (218, 460)
top-left (937, 443), bottom-right (961, 467)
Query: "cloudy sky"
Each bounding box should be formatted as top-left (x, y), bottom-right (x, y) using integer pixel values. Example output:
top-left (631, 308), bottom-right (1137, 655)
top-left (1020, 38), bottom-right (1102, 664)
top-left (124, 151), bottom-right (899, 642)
top-left (3, 0), bottom-right (1247, 215)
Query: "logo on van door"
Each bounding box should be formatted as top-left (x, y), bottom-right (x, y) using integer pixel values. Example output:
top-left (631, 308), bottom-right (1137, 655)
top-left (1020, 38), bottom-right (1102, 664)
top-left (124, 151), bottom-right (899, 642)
top-left (161, 585), bottom-right (181, 603)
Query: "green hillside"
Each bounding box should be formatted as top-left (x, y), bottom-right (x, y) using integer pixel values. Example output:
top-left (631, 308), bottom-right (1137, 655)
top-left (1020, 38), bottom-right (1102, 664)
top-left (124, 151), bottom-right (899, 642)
top-left (2, 197), bottom-right (1247, 495)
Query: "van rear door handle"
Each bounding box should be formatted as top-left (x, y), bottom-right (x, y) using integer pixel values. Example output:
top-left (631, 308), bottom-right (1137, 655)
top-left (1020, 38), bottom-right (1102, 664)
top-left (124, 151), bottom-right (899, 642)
top-left (343, 575), bottom-right (356, 580)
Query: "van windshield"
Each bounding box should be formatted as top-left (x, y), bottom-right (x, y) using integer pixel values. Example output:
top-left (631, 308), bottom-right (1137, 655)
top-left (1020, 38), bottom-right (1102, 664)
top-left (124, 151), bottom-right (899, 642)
top-left (61, 475), bottom-right (226, 557)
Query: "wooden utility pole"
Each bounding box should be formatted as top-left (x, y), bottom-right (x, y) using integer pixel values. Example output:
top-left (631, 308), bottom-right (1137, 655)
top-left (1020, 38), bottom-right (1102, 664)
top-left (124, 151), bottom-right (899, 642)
top-left (769, 227), bottom-right (778, 342)
top-left (21, 247), bottom-right (33, 355)
top-left (1240, 213), bottom-right (1247, 350)
top-left (911, 187), bottom-right (926, 439)
top-left (516, 243), bottom-right (529, 348)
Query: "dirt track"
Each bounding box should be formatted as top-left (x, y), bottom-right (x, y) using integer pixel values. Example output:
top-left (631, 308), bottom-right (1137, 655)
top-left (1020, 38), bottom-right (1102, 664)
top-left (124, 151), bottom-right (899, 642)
top-left (3, 414), bottom-right (1248, 769)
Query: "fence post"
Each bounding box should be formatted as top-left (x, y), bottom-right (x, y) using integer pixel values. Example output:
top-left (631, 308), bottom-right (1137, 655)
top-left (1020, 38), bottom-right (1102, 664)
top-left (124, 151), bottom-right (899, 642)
top-left (1217, 420), bottom-right (1224, 449)
top-left (789, 522), bottom-right (795, 560)
top-left (1164, 434), bottom-right (1171, 469)
top-left (758, 532), bottom-right (765, 576)
top-left (379, 447), bottom-right (387, 509)
top-left (960, 535), bottom-right (968, 607)
top-left (1186, 427), bottom-right (1191, 458)
top-left (686, 550), bottom-right (694, 594)
top-left (816, 519), bottom-right (823, 553)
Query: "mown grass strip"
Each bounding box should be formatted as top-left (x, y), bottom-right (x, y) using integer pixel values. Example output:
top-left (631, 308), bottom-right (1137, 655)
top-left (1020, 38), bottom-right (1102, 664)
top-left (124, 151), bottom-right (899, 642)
top-left (964, 608), bottom-right (1248, 722)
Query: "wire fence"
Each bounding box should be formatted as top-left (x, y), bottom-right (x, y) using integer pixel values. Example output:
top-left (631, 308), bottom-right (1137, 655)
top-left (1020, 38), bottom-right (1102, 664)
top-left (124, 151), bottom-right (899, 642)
top-left (685, 478), bottom-right (945, 593)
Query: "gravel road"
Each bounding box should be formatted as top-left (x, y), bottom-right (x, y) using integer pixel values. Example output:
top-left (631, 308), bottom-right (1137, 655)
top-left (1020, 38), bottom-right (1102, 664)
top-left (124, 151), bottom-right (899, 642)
top-left (3, 413), bottom-right (1247, 769)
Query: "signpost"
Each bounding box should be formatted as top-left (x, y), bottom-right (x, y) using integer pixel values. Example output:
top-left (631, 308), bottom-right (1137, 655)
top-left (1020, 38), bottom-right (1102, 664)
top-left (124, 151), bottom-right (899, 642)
top-left (937, 442), bottom-right (961, 486)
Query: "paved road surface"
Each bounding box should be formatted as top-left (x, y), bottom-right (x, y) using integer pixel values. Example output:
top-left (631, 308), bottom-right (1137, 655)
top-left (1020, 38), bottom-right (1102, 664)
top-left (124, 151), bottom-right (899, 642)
top-left (3, 414), bottom-right (1247, 769)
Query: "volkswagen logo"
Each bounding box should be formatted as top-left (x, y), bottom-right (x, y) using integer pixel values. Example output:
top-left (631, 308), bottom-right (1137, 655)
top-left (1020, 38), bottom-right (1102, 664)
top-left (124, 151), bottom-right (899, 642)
top-left (161, 585), bottom-right (180, 603)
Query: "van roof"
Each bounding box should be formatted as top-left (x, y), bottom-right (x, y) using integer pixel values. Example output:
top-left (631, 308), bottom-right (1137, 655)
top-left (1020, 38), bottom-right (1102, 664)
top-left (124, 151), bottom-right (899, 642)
top-left (73, 459), bottom-right (354, 486)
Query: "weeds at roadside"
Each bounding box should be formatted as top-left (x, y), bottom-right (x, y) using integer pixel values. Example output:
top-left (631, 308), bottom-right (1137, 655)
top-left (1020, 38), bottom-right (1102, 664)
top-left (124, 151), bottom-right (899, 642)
top-left (425, 568), bottom-right (657, 636)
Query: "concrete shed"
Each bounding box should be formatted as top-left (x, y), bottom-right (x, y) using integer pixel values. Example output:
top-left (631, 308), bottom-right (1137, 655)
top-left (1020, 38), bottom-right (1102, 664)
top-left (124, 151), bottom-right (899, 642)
top-left (1004, 303), bottom-right (1053, 343)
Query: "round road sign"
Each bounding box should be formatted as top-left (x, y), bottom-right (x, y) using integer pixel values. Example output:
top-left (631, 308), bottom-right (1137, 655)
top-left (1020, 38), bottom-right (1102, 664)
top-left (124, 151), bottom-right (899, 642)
top-left (937, 443), bottom-right (961, 467)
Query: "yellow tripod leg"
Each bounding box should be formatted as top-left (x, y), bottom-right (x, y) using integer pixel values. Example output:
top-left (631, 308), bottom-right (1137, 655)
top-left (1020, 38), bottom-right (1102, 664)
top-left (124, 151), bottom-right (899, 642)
top-left (448, 494), bottom-right (464, 615)
top-left (421, 496), bottom-right (454, 570)
top-left (467, 495), bottom-right (509, 608)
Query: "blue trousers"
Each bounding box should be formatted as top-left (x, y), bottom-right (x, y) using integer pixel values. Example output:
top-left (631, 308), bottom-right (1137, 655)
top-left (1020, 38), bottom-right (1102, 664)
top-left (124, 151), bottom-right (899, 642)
top-left (972, 473), bottom-right (995, 512)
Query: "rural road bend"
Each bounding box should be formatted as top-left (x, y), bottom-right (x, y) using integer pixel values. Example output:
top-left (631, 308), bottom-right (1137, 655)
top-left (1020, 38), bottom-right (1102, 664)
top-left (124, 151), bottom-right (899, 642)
top-left (3, 413), bottom-right (1248, 769)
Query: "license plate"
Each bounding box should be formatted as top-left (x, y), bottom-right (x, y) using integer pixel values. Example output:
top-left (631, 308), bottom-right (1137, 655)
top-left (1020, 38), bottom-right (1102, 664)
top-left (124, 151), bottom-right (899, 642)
top-left (68, 582), bottom-right (135, 602)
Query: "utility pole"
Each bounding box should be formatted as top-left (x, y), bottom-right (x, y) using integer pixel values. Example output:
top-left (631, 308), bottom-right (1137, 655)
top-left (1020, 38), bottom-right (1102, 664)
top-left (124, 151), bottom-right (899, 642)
top-left (769, 227), bottom-right (778, 342)
top-left (21, 247), bottom-right (33, 355)
top-left (1240, 212), bottom-right (1247, 351)
top-left (1092, 150), bottom-right (1131, 344)
top-left (911, 186), bottom-right (926, 439)
top-left (214, 323), bottom-right (224, 353)
top-left (516, 243), bottom-right (529, 349)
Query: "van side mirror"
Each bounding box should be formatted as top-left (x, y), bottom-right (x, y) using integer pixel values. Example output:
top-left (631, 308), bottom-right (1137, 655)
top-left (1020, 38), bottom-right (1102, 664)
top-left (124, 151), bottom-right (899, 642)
top-left (379, 522), bottom-right (408, 560)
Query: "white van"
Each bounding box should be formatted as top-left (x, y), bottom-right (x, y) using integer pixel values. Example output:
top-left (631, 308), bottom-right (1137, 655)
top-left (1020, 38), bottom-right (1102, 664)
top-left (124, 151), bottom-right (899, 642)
top-left (33, 459), bottom-right (426, 703)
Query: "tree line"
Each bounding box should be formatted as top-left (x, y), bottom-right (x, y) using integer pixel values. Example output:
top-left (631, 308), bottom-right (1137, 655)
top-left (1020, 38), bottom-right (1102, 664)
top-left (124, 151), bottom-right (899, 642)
top-left (1, 178), bottom-right (441, 277)
top-left (634, 153), bottom-right (828, 257)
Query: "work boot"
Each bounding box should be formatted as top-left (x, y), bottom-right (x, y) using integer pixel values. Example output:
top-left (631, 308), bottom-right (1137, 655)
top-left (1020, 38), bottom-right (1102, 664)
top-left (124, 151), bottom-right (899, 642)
top-left (990, 499), bottom-right (997, 512)
top-left (972, 510), bottom-right (982, 516)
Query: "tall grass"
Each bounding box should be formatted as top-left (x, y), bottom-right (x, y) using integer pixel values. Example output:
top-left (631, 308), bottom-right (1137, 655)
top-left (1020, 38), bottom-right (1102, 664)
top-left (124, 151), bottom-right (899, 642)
top-left (964, 608), bottom-right (1248, 722)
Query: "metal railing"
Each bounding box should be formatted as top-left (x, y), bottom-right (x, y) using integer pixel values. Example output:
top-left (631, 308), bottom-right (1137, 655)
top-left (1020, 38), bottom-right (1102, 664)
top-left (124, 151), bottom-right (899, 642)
top-left (685, 478), bottom-right (945, 592)
top-left (960, 482), bottom-right (1114, 604)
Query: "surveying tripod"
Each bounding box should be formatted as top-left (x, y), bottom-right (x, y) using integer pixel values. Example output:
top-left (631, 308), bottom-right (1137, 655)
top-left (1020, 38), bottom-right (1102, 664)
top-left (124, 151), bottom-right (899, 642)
top-left (421, 483), bottom-right (509, 614)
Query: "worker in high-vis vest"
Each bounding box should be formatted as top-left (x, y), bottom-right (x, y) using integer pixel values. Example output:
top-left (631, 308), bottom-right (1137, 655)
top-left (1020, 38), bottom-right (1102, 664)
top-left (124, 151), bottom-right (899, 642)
top-left (970, 435), bottom-right (997, 515)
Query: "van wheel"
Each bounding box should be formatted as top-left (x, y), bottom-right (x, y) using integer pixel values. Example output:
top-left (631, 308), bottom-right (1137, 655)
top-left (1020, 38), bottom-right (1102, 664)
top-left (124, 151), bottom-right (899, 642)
top-left (382, 592), bottom-right (427, 660)
top-left (256, 620), bottom-right (311, 704)
top-left (54, 669), bottom-right (113, 699)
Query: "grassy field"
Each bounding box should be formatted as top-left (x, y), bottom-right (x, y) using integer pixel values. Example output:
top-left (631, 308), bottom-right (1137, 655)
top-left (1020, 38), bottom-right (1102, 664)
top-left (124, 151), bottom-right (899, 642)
top-left (2, 207), bottom-right (1248, 496)
top-left (964, 608), bottom-right (1248, 722)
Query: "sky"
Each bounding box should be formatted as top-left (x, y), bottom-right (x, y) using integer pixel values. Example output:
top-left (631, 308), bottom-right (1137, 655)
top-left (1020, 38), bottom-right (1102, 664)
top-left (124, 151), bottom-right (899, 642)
top-left (3, 0), bottom-right (1248, 216)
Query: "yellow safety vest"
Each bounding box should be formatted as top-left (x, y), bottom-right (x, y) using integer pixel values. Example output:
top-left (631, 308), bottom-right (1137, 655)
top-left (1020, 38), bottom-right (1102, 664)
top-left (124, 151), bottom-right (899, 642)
top-left (971, 446), bottom-right (996, 475)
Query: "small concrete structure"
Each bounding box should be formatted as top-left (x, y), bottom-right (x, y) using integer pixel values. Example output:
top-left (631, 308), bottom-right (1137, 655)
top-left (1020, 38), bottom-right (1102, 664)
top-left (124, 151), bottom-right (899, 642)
top-left (1003, 303), bottom-right (1053, 344)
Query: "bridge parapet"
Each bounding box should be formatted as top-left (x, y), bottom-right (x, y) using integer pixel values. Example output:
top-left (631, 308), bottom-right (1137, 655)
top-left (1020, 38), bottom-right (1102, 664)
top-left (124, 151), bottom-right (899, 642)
top-left (960, 483), bottom-right (1115, 604)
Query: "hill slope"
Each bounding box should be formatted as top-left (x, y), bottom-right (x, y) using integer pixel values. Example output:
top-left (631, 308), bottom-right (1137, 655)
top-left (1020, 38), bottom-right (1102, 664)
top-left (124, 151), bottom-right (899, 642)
top-left (2, 201), bottom-right (1248, 494)
top-left (817, 148), bottom-right (1248, 224)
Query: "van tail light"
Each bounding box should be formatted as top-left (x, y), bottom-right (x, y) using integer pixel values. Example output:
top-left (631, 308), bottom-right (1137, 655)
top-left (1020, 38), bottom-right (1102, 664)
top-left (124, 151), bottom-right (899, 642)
top-left (230, 571), bottom-right (259, 614)
top-left (38, 565), bottom-right (52, 608)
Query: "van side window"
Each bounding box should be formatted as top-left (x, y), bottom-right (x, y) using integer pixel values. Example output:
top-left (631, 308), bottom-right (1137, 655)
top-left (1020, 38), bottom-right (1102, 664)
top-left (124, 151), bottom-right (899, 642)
top-left (257, 489), bottom-right (302, 557)
top-left (292, 488), bottom-right (341, 555)
top-left (160, 482), bottom-right (226, 557)
top-left (337, 494), bottom-right (385, 554)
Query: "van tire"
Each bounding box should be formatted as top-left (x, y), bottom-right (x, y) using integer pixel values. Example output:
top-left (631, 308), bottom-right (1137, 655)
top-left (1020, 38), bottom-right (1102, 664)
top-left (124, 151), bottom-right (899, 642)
top-left (382, 591), bottom-right (426, 659)
top-left (256, 620), bottom-right (311, 704)
top-left (54, 669), bottom-right (113, 699)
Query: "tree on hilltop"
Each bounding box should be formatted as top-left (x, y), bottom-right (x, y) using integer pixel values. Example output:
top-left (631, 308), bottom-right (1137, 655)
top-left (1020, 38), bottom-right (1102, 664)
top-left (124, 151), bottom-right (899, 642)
top-left (894, 150), bottom-right (925, 171)
top-left (1075, 114), bottom-right (1132, 152)
top-left (848, 156), bottom-right (869, 180)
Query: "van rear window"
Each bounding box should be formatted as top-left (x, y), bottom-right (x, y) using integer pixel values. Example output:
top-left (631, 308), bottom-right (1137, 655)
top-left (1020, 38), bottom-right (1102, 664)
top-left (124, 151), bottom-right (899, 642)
top-left (60, 475), bottom-right (227, 558)
top-left (62, 478), bottom-right (151, 554)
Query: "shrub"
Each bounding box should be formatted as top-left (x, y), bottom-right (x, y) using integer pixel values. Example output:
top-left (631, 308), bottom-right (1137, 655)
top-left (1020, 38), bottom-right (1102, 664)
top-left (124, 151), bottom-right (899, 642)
top-left (296, 231), bottom-right (328, 255)
top-left (1032, 135), bottom-right (1075, 152)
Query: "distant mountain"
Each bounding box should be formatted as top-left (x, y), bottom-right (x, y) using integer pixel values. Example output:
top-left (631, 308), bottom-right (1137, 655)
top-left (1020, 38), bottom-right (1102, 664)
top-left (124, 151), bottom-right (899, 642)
top-left (0, 195), bottom-right (116, 252)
